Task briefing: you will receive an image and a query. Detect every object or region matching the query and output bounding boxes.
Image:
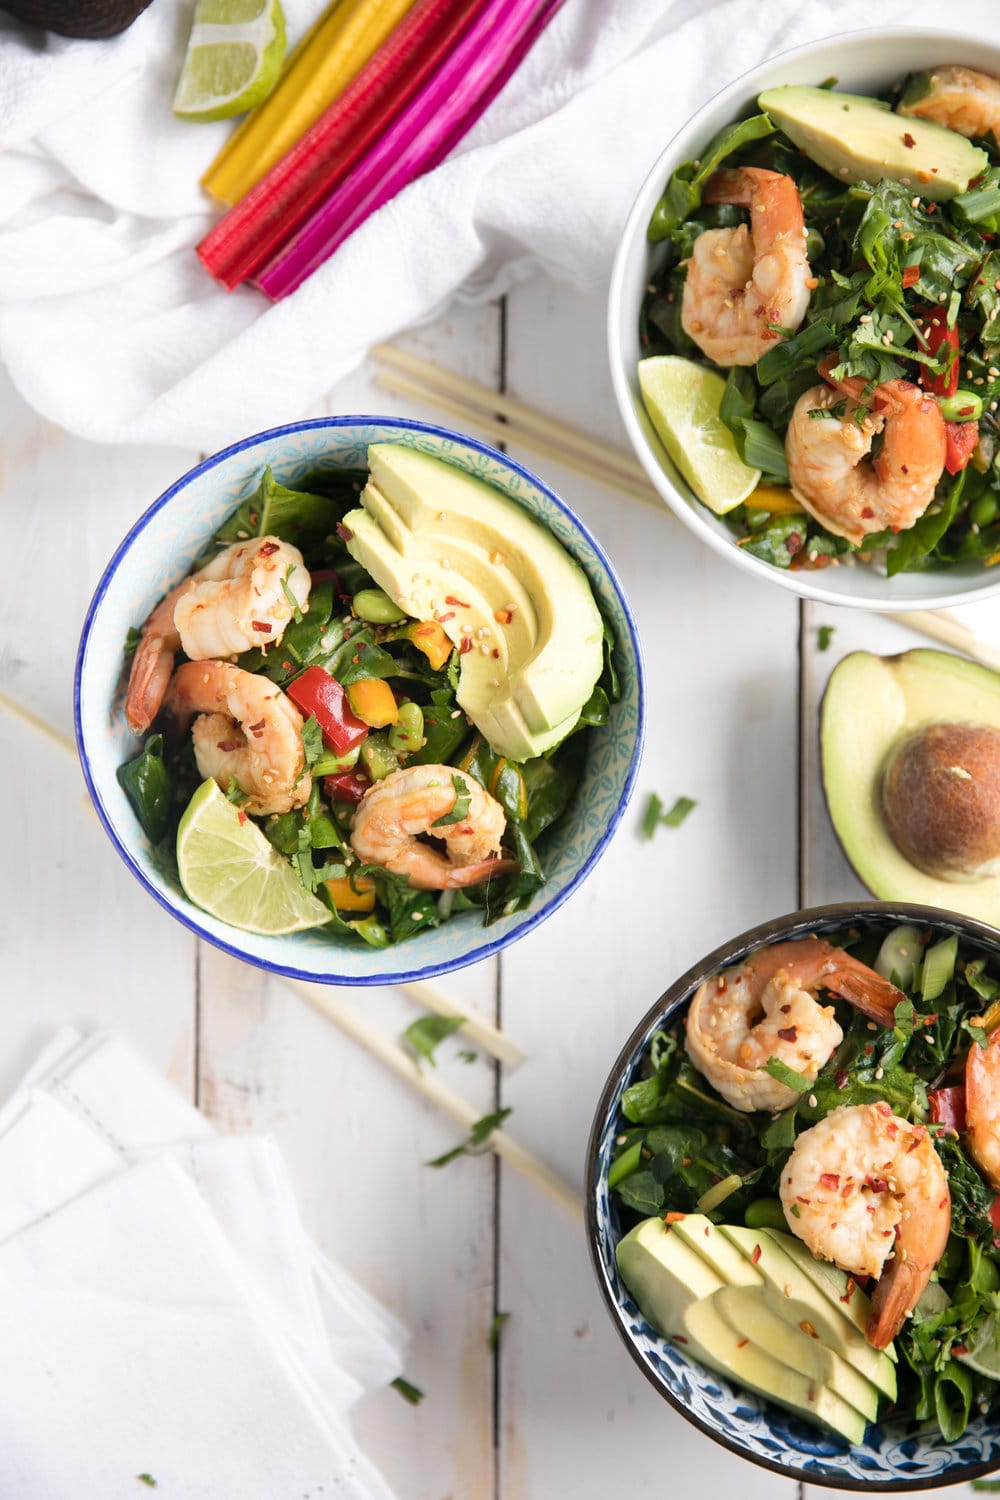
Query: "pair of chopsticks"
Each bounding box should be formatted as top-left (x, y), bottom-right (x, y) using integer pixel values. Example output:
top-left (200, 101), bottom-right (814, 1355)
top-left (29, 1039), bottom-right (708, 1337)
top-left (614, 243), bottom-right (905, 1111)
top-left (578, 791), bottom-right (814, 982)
top-left (0, 688), bottom-right (580, 1219)
top-left (370, 343), bottom-right (1000, 671)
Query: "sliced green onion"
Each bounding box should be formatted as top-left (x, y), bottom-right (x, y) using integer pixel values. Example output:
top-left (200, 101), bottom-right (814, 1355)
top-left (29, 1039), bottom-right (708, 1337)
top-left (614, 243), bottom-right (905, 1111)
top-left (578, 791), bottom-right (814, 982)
top-left (922, 935), bottom-right (958, 1002)
top-left (696, 1173), bottom-right (743, 1215)
top-left (874, 925), bottom-right (922, 990)
top-left (608, 1140), bottom-right (644, 1190)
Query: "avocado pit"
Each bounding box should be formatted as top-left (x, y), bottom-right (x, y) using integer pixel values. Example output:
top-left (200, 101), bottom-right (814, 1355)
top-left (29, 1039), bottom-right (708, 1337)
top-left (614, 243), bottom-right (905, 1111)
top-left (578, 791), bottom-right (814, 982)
top-left (881, 721), bottom-right (1000, 881)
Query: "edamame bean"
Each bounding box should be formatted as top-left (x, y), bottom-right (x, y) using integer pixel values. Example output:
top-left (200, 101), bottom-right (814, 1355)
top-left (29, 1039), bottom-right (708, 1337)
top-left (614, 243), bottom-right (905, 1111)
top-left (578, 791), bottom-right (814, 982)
top-left (971, 492), bottom-right (999, 528)
top-left (388, 701), bottom-right (425, 754)
top-left (937, 390), bottom-right (983, 423)
top-left (352, 588), bottom-right (407, 624)
top-left (743, 1198), bottom-right (788, 1231)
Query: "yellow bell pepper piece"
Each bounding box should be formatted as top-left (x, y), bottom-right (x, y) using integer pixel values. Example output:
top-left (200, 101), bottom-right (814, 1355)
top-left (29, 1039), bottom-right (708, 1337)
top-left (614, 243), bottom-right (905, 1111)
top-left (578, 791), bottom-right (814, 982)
top-left (325, 876), bottom-right (376, 913)
top-left (750, 484), bottom-right (803, 516)
top-left (203, 0), bottom-right (419, 206)
top-left (407, 619), bottom-right (452, 672)
top-left (346, 677), bottom-right (399, 728)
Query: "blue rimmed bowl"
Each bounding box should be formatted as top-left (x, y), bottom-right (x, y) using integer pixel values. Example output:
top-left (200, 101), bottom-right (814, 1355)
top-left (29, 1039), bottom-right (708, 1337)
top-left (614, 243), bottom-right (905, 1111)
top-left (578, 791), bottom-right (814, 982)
top-left (75, 416), bottom-right (645, 986)
top-left (586, 901), bottom-right (1000, 1491)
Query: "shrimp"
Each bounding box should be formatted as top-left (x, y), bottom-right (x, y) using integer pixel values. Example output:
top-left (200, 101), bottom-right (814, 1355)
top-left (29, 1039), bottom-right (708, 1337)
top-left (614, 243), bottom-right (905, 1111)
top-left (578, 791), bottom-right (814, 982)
top-left (779, 1102), bottom-right (951, 1349)
top-left (898, 64), bottom-right (1000, 148)
top-left (164, 660), bottom-right (310, 816)
top-left (125, 536), bottom-right (311, 734)
top-left (349, 765), bottom-right (519, 891)
top-left (680, 166), bottom-right (812, 367)
top-left (964, 1022), bottom-right (1000, 1191)
top-left (785, 360), bottom-right (947, 545)
top-left (685, 938), bottom-right (906, 1113)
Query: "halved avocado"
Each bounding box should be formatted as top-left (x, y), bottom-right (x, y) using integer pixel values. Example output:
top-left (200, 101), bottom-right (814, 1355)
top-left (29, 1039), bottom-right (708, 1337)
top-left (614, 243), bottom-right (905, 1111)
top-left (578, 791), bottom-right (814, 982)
top-left (820, 649), bottom-right (1000, 923)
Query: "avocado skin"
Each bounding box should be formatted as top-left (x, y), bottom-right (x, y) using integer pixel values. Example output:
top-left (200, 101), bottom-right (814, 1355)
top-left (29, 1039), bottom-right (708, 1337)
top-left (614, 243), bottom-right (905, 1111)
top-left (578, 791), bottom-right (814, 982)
top-left (820, 648), bottom-right (1000, 924)
top-left (758, 84), bottom-right (988, 200)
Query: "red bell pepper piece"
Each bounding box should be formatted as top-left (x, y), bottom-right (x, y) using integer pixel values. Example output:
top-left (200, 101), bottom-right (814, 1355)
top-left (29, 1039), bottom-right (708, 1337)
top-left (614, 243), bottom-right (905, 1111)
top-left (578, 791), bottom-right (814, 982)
top-left (287, 666), bottom-right (368, 756)
top-left (944, 420), bottom-right (979, 476)
top-left (928, 1085), bottom-right (966, 1133)
top-left (990, 1197), bottom-right (1000, 1234)
top-left (323, 770), bottom-right (372, 805)
top-left (914, 304), bottom-right (959, 397)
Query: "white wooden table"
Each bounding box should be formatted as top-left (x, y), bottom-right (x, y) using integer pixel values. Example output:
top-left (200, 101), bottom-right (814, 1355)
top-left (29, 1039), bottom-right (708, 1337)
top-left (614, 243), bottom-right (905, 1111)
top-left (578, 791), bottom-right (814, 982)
top-left (0, 276), bottom-right (989, 1500)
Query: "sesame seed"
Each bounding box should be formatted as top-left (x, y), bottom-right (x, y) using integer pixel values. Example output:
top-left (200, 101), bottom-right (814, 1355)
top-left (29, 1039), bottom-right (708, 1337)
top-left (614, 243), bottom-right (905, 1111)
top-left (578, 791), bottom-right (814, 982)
top-left (867, 1021), bottom-right (878, 1032)
top-left (808, 1094), bottom-right (818, 1109)
top-left (910, 196), bottom-right (920, 208)
top-left (450, 709), bottom-right (462, 719)
top-left (440, 558), bottom-right (452, 570)
top-left (875, 1066), bottom-right (884, 1080)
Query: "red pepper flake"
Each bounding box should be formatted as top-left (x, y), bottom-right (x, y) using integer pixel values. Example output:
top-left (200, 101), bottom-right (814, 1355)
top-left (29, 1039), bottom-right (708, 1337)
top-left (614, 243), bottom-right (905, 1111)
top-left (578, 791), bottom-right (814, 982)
top-left (840, 1276), bottom-right (856, 1304)
top-left (786, 532), bottom-right (804, 556)
top-left (736, 1338), bottom-right (749, 1349)
top-left (336, 523), bottom-right (354, 542)
top-left (796, 1196), bottom-right (812, 1205)
top-left (800, 1320), bottom-right (818, 1339)
top-left (494, 608), bottom-right (514, 625)
top-left (459, 636), bottom-right (472, 655)
top-left (902, 265), bottom-right (920, 288)
top-left (777, 1026), bottom-right (798, 1042)
top-left (865, 1176), bottom-right (890, 1193)
top-left (248, 719), bottom-right (266, 734)
top-left (282, 661), bottom-right (292, 671)
top-left (665, 1212), bottom-right (686, 1223)
top-left (435, 611), bottom-right (456, 623)
top-left (902, 131), bottom-right (916, 149)
top-left (216, 740), bottom-right (238, 753)
top-left (820, 1173), bottom-right (840, 1190)
top-left (674, 1335), bottom-right (689, 1344)
top-left (444, 596), bottom-right (470, 608)
top-left (952, 1343), bottom-right (969, 1356)
top-left (492, 649), bottom-right (499, 659)
top-left (252, 620), bottom-right (273, 633)
top-left (835, 1069), bottom-right (849, 1090)
top-left (864, 1043), bottom-right (874, 1056)
top-left (861, 506), bottom-right (875, 519)
top-left (751, 1244), bottom-right (762, 1264)
top-left (258, 541), bottom-right (279, 557)
top-left (237, 810), bottom-right (247, 825)
top-left (780, 1003), bottom-right (791, 1014)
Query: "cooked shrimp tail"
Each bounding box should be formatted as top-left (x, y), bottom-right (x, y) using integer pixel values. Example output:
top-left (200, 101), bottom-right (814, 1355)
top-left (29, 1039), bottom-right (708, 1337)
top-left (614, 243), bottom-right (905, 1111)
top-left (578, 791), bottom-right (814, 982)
top-left (781, 1102), bottom-right (950, 1349)
top-left (164, 660), bottom-right (310, 816)
top-left (680, 166), bottom-right (811, 367)
top-left (685, 937), bottom-right (903, 1113)
top-left (349, 765), bottom-right (519, 891)
top-left (124, 536), bottom-right (311, 733)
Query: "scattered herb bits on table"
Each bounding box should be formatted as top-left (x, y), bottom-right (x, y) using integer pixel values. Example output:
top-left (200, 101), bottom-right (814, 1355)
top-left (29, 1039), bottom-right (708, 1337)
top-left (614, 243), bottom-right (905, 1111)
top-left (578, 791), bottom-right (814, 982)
top-left (116, 444), bottom-right (616, 945)
top-left (608, 920), bottom-right (1000, 1442)
top-left (640, 65), bottom-right (1000, 576)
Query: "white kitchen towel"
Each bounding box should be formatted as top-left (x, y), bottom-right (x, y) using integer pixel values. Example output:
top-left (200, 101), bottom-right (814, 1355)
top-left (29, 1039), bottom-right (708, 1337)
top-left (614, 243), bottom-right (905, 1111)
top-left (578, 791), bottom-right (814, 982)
top-left (1, 0), bottom-right (996, 452)
top-left (0, 1029), bottom-right (406, 1422)
top-left (0, 1154), bottom-right (397, 1500)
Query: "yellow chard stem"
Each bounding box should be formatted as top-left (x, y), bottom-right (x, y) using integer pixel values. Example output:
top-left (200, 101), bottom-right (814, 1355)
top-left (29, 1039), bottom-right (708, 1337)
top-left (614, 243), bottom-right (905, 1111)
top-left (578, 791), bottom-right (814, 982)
top-left (202, 0), bottom-right (419, 206)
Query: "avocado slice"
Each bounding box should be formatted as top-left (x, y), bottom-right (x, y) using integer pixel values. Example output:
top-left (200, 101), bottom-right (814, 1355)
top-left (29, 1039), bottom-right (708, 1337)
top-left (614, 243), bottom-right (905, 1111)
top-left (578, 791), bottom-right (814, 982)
top-left (766, 1228), bottom-right (895, 1358)
top-left (758, 84), bottom-right (988, 200)
top-left (720, 1225), bottom-right (897, 1399)
top-left (615, 1219), bottom-right (867, 1444)
top-left (342, 444), bottom-right (604, 762)
top-left (714, 1285), bottom-right (879, 1423)
top-left (820, 649), bottom-right (1000, 925)
top-left (669, 1213), bottom-right (765, 1286)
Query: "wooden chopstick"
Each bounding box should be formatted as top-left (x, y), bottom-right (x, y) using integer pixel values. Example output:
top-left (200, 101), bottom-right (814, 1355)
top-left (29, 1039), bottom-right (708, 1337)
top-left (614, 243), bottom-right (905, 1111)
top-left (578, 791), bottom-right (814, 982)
top-left (398, 981), bottom-right (526, 1070)
top-left (288, 978), bottom-right (581, 1220)
top-left (373, 342), bottom-right (650, 488)
top-left (372, 366), bottom-right (665, 512)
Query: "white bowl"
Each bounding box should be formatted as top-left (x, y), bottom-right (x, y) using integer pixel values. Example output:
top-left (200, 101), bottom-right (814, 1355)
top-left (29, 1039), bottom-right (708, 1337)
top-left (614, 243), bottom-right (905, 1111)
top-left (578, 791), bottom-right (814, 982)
top-left (609, 27), bottom-right (1000, 611)
top-left (75, 417), bottom-right (645, 986)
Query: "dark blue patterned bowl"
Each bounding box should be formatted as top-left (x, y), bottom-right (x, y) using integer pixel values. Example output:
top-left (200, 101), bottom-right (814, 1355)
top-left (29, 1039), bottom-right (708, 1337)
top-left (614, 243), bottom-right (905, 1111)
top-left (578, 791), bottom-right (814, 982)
top-left (586, 903), bottom-right (1000, 1490)
top-left (76, 417), bottom-right (644, 985)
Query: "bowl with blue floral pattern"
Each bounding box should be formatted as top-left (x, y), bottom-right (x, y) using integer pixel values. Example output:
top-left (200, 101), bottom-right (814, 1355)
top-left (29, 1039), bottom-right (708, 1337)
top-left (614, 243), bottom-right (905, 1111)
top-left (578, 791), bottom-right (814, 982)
top-left (586, 902), bottom-right (1000, 1490)
top-left (75, 416), bottom-right (644, 985)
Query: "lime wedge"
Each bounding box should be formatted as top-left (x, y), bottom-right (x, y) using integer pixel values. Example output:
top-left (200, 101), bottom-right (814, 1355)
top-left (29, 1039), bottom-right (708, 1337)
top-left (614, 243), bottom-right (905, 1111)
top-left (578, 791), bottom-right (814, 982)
top-left (173, 0), bottom-right (286, 123)
top-left (956, 1312), bottom-right (1000, 1380)
top-left (176, 779), bottom-right (330, 936)
top-left (638, 355), bottom-right (761, 515)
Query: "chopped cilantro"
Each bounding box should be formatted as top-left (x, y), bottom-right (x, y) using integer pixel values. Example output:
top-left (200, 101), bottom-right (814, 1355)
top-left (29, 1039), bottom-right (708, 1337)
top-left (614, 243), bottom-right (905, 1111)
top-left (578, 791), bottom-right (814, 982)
top-left (137, 1479), bottom-right (157, 1490)
top-left (763, 1057), bottom-right (813, 1093)
top-left (488, 1312), bottom-right (510, 1350)
top-left (817, 624), bottom-right (835, 652)
top-left (427, 1107), bottom-right (513, 1167)
top-left (225, 776), bottom-right (249, 807)
top-left (391, 1376), bottom-right (425, 1405)
top-left (403, 1014), bottom-right (466, 1067)
top-left (641, 793), bottom-right (696, 839)
top-left (431, 775), bottom-right (472, 828)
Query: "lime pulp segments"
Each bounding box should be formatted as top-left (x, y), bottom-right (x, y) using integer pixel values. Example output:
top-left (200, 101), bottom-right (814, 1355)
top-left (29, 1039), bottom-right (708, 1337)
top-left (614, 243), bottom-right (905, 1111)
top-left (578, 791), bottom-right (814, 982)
top-left (638, 355), bottom-right (761, 514)
top-left (176, 778), bottom-right (331, 935)
top-left (173, 0), bottom-right (286, 123)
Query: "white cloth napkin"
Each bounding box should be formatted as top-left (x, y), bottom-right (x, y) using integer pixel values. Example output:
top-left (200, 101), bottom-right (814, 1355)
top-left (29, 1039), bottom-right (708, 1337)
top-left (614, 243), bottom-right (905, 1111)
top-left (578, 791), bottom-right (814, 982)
top-left (0, 1028), bottom-right (405, 1500)
top-left (0, 0), bottom-right (995, 452)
